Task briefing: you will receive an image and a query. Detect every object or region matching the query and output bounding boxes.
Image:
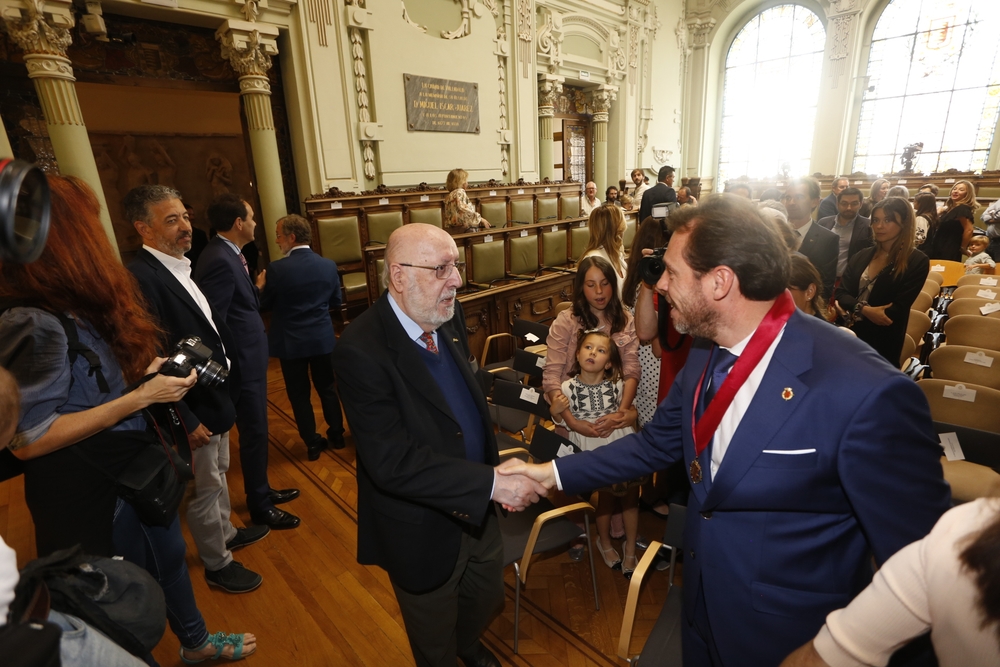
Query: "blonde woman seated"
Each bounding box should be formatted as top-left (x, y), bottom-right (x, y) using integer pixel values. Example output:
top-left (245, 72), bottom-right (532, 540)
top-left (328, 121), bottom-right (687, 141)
top-left (580, 204), bottom-right (627, 297)
top-left (443, 168), bottom-right (491, 232)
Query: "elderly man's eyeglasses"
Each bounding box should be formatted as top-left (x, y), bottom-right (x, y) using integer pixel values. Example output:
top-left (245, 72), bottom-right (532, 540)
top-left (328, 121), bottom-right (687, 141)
top-left (400, 262), bottom-right (466, 279)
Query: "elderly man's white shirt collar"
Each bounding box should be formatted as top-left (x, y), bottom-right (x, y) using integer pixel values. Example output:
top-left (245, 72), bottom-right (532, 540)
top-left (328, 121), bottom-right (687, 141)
top-left (288, 245), bottom-right (310, 254)
top-left (387, 292), bottom-right (438, 349)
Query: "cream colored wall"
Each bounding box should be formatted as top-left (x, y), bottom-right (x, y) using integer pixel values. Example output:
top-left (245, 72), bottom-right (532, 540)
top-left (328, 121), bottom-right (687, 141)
top-left (643, 0), bottom-right (685, 177)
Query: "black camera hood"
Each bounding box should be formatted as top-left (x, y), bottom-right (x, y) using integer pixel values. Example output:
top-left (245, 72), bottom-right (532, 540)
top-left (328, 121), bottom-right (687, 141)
top-left (0, 158), bottom-right (51, 264)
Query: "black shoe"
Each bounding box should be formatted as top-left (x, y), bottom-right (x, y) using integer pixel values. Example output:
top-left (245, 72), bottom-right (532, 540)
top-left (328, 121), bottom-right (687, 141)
top-left (250, 507), bottom-right (301, 530)
top-left (307, 438), bottom-right (329, 461)
top-left (225, 525), bottom-right (270, 552)
top-left (205, 561), bottom-right (262, 594)
top-left (327, 433), bottom-right (346, 450)
top-left (268, 488), bottom-right (300, 505)
top-left (459, 641), bottom-right (500, 667)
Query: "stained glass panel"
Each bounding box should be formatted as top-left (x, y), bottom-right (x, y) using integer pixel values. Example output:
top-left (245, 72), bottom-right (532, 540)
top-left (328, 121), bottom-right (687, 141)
top-left (852, 0), bottom-right (1000, 175)
top-left (717, 5), bottom-right (826, 189)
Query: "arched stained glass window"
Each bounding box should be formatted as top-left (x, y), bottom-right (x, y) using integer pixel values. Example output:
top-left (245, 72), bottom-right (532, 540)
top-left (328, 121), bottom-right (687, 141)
top-left (717, 5), bottom-right (826, 189)
top-left (853, 1), bottom-right (1000, 175)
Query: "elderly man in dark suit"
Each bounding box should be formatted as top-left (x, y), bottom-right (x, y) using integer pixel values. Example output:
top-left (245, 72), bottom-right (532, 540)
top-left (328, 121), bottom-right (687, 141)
top-left (260, 214), bottom-right (345, 461)
top-left (783, 177), bottom-right (839, 300)
top-left (126, 184), bottom-right (268, 594)
top-left (503, 195), bottom-right (949, 667)
top-left (638, 165), bottom-right (678, 221)
top-left (817, 186), bottom-right (873, 279)
top-left (196, 194), bottom-right (300, 530)
top-left (817, 176), bottom-right (850, 220)
top-left (332, 223), bottom-right (547, 667)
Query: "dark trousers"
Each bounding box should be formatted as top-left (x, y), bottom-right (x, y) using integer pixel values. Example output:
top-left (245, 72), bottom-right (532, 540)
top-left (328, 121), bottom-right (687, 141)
top-left (279, 353), bottom-right (344, 445)
top-left (391, 512), bottom-right (504, 667)
top-left (682, 580), bottom-right (725, 667)
top-left (234, 375), bottom-right (272, 514)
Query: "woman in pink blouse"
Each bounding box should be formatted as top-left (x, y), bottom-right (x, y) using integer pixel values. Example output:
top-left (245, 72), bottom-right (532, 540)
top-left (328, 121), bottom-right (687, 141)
top-left (443, 168), bottom-right (492, 232)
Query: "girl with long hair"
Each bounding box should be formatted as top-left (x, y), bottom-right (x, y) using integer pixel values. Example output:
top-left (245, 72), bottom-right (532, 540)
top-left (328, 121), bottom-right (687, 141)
top-left (914, 191), bottom-right (939, 250)
top-left (835, 197), bottom-right (930, 366)
top-left (859, 178), bottom-right (890, 219)
top-left (580, 204), bottom-right (627, 293)
top-left (925, 180), bottom-right (979, 261)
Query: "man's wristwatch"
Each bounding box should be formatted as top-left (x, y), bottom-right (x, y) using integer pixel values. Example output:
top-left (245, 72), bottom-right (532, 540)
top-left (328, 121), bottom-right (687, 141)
top-left (853, 301), bottom-right (868, 318)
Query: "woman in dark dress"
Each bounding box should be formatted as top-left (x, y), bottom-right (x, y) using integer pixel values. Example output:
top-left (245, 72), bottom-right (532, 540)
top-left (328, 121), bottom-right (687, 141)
top-left (836, 197), bottom-right (929, 367)
top-left (925, 180), bottom-right (978, 261)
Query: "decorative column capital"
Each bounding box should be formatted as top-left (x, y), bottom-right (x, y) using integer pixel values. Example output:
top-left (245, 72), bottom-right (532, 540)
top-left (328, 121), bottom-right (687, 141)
top-left (538, 75), bottom-right (563, 117)
top-left (686, 16), bottom-right (716, 49)
top-left (1, 0), bottom-right (74, 57)
top-left (216, 19), bottom-right (280, 86)
top-left (589, 86), bottom-right (617, 122)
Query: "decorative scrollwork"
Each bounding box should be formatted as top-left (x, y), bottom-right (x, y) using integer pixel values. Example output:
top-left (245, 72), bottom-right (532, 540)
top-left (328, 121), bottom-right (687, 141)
top-left (3, 0), bottom-right (73, 57)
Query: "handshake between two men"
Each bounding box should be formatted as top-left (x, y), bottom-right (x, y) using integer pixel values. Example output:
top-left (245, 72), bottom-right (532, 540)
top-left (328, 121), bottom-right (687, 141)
top-left (490, 459), bottom-right (558, 512)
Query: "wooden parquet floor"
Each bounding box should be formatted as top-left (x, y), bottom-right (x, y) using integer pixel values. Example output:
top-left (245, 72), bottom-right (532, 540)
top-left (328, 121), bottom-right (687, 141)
top-left (0, 358), bottom-right (675, 666)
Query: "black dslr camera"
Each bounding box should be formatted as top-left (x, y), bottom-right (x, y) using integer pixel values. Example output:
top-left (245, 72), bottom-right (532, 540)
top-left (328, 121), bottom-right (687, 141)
top-left (159, 337), bottom-right (228, 388)
top-left (0, 159), bottom-right (51, 264)
top-left (638, 246), bottom-right (667, 285)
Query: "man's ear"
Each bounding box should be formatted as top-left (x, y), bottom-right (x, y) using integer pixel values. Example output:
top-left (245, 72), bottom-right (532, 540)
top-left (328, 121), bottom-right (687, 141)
top-left (710, 266), bottom-right (737, 301)
top-left (134, 220), bottom-right (149, 241)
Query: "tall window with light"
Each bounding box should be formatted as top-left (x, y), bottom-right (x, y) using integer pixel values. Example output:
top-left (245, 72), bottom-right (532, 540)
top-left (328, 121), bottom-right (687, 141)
top-left (853, 1), bottom-right (1000, 175)
top-left (717, 5), bottom-right (826, 190)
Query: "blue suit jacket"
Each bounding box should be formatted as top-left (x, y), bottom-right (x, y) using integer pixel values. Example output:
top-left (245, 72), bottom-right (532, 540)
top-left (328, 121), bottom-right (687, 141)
top-left (259, 248), bottom-right (341, 359)
top-left (556, 309), bottom-right (950, 666)
top-left (194, 236), bottom-right (269, 382)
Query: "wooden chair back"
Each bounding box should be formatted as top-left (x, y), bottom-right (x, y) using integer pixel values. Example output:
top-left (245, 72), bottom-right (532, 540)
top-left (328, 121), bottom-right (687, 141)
top-left (918, 379), bottom-right (1000, 432)
top-left (928, 260), bottom-right (966, 287)
top-left (928, 345), bottom-right (1000, 390)
top-left (947, 298), bottom-right (1000, 319)
top-left (944, 315), bottom-right (1000, 351)
top-left (953, 284), bottom-right (1000, 302)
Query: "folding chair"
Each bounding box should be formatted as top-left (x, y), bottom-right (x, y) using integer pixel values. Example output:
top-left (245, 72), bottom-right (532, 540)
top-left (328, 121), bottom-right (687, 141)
top-left (946, 298), bottom-right (1000, 319)
top-left (944, 316), bottom-right (1000, 352)
top-left (928, 345), bottom-right (1000, 390)
top-left (957, 274), bottom-right (1000, 288)
top-left (911, 290), bottom-right (933, 314)
top-left (618, 504), bottom-right (688, 666)
top-left (899, 334), bottom-right (917, 371)
top-left (933, 422), bottom-right (1000, 503)
top-left (926, 270), bottom-right (945, 286)
top-left (480, 318), bottom-right (551, 380)
top-left (953, 285), bottom-right (1000, 302)
top-left (928, 260), bottom-right (965, 287)
top-left (920, 278), bottom-right (941, 299)
top-left (917, 379), bottom-right (1000, 432)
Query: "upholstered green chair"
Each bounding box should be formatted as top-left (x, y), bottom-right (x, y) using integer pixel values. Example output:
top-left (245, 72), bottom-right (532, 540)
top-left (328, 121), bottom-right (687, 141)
top-left (623, 216), bottom-right (636, 250)
top-left (316, 215), bottom-right (368, 305)
top-left (480, 200), bottom-right (508, 228)
top-left (409, 206), bottom-right (443, 228)
top-left (536, 197), bottom-right (558, 223)
top-left (542, 230), bottom-right (568, 267)
top-left (509, 235), bottom-right (539, 275)
top-left (472, 240), bottom-right (506, 284)
top-left (366, 210), bottom-right (404, 244)
top-left (510, 199), bottom-right (534, 226)
top-left (570, 226), bottom-right (590, 261)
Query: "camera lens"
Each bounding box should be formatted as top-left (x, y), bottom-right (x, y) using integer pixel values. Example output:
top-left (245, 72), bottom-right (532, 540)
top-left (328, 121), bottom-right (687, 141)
top-left (194, 360), bottom-right (229, 388)
top-left (0, 159), bottom-right (51, 264)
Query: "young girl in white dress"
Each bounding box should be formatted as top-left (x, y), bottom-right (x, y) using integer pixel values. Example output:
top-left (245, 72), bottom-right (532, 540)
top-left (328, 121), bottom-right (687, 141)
top-left (549, 330), bottom-right (642, 577)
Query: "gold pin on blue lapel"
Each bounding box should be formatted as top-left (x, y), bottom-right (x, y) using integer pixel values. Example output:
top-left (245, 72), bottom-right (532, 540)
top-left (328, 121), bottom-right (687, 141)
top-left (782, 387), bottom-right (794, 401)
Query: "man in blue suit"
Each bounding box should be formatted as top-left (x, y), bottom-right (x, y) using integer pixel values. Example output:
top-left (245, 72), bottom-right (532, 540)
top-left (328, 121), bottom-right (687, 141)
top-left (197, 194), bottom-right (300, 530)
top-left (260, 214), bottom-right (345, 461)
top-left (504, 195), bottom-right (950, 666)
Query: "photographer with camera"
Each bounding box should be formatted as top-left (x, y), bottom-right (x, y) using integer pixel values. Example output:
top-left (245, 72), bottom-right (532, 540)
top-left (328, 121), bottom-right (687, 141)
top-left (0, 176), bottom-right (256, 663)
top-left (126, 185), bottom-right (269, 596)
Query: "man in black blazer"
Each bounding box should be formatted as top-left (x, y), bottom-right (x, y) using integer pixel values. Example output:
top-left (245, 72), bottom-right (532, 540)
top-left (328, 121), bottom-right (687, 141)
top-left (638, 164), bottom-right (678, 221)
top-left (817, 175), bottom-right (850, 220)
top-left (783, 177), bottom-right (839, 300)
top-left (817, 186), bottom-right (873, 279)
top-left (125, 185), bottom-right (267, 594)
top-left (332, 224), bottom-right (546, 667)
top-left (197, 194), bottom-right (300, 530)
top-left (260, 214), bottom-right (345, 461)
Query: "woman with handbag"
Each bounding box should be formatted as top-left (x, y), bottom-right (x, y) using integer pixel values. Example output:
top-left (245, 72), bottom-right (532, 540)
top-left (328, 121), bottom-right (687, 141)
top-left (835, 197), bottom-right (929, 367)
top-left (0, 176), bottom-right (255, 664)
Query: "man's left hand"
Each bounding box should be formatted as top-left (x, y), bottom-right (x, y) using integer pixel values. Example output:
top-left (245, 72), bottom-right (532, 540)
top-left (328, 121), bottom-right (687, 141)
top-left (255, 269), bottom-right (266, 290)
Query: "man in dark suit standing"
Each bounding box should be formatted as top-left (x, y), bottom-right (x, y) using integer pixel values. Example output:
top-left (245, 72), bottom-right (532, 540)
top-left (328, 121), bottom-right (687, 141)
top-left (502, 195), bottom-right (949, 667)
top-left (638, 165), bottom-right (678, 221)
top-left (197, 194), bottom-right (300, 530)
top-left (125, 185), bottom-right (268, 594)
top-left (260, 214), bottom-right (345, 461)
top-left (817, 186), bottom-right (873, 280)
top-left (783, 177), bottom-right (839, 299)
top-left (817, 176), bottom-right (850, 220)
top-left (332, 224), bottom-right (546, 667)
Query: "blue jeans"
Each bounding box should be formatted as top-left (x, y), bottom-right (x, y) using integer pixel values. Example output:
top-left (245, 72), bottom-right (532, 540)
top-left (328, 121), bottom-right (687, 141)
top-left (48, 610), bottom-right (146, 667)
top-left (112, 500), bottom-right (209, 652)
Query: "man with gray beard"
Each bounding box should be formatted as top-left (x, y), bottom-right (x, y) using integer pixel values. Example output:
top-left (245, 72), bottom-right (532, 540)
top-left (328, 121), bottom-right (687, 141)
top-left (332, 224), bottom-right (546, 667)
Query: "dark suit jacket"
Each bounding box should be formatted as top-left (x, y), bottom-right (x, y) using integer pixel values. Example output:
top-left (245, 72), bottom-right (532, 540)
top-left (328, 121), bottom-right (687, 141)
top-left (129, 248), bottom-right (238, 434)
top-left (817, 193), bottom-right (838, 220)
top-left (797, 222), bottom-right (839, 300)
top-left (836, 247), bottom-right (930, 366)
top-left (194, 236), bottom-right (269, 382)
top-left (818, 214), bottom-right (873, 272)
top-left (638, 182), bottom-right (677, 221)
top-left (259, 248), bottom-right (341, 359)
top-left (332, 296), bottom-right (499, 593)
top-left (555, 309), bottom-right (949, 666)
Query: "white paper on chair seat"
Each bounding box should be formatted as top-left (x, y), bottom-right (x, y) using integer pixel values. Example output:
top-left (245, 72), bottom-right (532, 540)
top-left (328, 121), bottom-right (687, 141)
top-left (523, 332), bottom-right (540, 343)
top-left (981, 302), bottom-right (1000, 315)
top-left (520, 387), bottom-right (540, 404)
top-left (979, 277), bottom-right (998, 286)
top-left (939, 432), bottom-right (965, 461)
top-left (535, 355), bottom-right (546, 368)
top-left (976, 289), bottom-right (997, 299)
top-left (931, 265), bottom-right (945, 272)
top-left (964, 351), bottom-right (994, 367)
top-left (943, 384), bottom-right (977, 402)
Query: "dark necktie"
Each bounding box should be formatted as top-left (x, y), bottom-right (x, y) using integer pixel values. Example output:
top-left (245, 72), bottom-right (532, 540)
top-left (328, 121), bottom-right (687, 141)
top-left (703, 348), bottom-right (737, 410)
top-left (419, 332), bottom-right (438, 354)
top-left (239, 252), bottom-right (249, 276)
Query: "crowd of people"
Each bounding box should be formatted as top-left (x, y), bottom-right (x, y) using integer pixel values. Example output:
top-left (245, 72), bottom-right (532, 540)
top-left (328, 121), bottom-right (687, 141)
top-left (2, 166), bottom-right (1000, 667)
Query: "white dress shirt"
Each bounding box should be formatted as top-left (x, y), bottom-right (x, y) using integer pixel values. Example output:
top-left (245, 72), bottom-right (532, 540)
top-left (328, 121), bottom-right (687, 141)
top-left (794, 219), bottom-right (814, 240)
top-left (142, 244), bottom-right (229, 368)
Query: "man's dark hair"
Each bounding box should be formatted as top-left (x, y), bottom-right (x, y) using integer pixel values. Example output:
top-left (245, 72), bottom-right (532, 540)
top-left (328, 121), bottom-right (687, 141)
top-left (122, 185), bottom-right (183, 224)
top-left (207, 193), bottom-right (249, 232)
top-left (668, 194), bottom-right (790, 301)
top-left (725, 183), bottom-right (752, 197)
top-left (759, 187), bottom-right (783, 202)
top-left (837, 187), bottom-right (863, 202)
top-left (918, 183), bottom-right (939, 196)
top-left (657, 165), bottom-right (675, 183)
top-left (279, 214), bottom-right (312, 245)
top-left (786, 176), bottom-right (821, 200)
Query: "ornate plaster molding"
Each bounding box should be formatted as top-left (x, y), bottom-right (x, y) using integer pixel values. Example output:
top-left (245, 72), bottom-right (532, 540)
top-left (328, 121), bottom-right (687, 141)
top-left (1, 0), bottom-right (74, 57)
top-left (344, 0), bottom-right (376, 180)
top-left (829, 13), bottom-right (853, 60)
top-left (217, 21), bottom-right (279, 81)
top-left (517, 0), bottom-right (532, 78)
top-left (304, 0), bottom-right (333, 46)
top-left (675, 10), bottom-right (691, 86)
top-left (589, 86), bottom-right (616, 121)
top-left (401, 0), bottom-right (426, 33)
top-left (608, 26), bottom-right (626, 81)
top-left (497, 0), bottom-right (510, 175)
top-left (538, 75), bottom-right (562, 115)
top-left (442, 0), bottom-right (483, 40)
top-left (829, 0), bottom-right (857, 13)
top-left (537, 6), bottom-right (563, 73)
top-left (563, 15), bottom-right (609, 41)
top-left (686, 16), bottom-right (715, 49)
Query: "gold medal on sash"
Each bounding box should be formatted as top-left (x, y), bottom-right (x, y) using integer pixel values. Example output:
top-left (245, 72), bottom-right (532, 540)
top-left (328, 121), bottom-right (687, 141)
top-left (690, 459), bottom-right (703, 484)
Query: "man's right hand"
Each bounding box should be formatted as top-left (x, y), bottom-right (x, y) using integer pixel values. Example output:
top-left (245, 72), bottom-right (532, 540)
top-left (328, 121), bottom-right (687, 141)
top-left (492, 459), bottom-right (549, 511)
top-left (498, 460), bottom-right (557, 493)
top-left (188, 423), bottom-right (212, 449)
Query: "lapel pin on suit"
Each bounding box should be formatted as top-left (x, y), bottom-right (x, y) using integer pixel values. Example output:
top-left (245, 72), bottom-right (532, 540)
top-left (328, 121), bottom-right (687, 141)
top-left (782, 387), bottom-right (794, 400)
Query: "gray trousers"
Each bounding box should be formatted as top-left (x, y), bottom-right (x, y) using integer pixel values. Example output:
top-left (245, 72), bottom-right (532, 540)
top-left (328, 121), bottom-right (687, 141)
top-left (186, 432), bottom-right (237, 571)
